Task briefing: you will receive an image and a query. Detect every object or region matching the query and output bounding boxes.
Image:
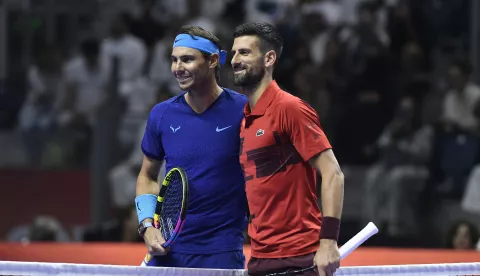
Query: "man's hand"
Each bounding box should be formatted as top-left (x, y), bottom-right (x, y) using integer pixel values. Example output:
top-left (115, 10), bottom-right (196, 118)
top-left (143, 227), bottom-right (169, 256)
top-left (314, 239), bottom-right (340, 276)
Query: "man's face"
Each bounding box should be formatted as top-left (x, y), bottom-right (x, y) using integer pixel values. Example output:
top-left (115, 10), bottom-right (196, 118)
top-left (448, 66), bottom-right (468, 91)
top-left (171, 47), bottom-right (210, 91)
top-left (453, 224), bottom-right (472, 250)
top-left (231, 35), bottom-right (265, 87)
top-left (110, 16), bottom-right (126, 37)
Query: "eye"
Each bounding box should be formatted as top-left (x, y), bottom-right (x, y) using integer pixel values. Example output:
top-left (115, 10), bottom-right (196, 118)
top-left (181, 56), bottom-right (195, 63)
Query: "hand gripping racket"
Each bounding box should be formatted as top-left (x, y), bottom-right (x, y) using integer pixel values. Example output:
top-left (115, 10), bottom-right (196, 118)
top-left (265, 222), bottom-right (379, 276)
top-left (142, 167), bottom-right (189, 265)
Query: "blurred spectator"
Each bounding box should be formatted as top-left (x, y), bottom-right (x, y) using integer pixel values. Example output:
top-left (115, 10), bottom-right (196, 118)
top-left (17, 44), bottom-right (64, 167)
top-left (429, 59), bottom-right (480, 197)
top-left (101, 12), bottom-right (147, 87)
top-left (55, 38), bottom-right (107, 167)
top-left (28, 216), bottom-right (67, 241)
top-left (101, 12), bottom-right (155, 148)
top-left (386, 0), bottom-right (417, 63)
top-left (83, 205), bottom-right (143, 243)
top-left (130, 0), bottom-right (166, 52)
top-left (244, 0), bottom-right (297, 25)
top-left (6, 215), bottom-right (70, 242)
top-left (305, 12), bottom-right (330, 67)
top-left (462, 164), bottom-right (480, 216)
top-left (362, 95), bottom-right (433, 237)
top-left (441, 59), bottom-right (480, 133)
top-left (109, 89), bottom-right (170, 209)
top-left (61, 38), bottom-right (107, 127)
top-left (332, 0), bottom-right (394, 165)
top-left (149, 34), bottom-right (179, 96)
top-left (446, 220), bottom-right (480, 250)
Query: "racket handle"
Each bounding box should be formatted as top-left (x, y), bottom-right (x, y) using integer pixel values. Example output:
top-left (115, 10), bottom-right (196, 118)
top-left (339, 222), bottom-right (378, 260)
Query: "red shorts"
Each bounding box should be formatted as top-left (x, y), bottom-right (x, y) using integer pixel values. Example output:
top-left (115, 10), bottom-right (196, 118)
top-left (247, 252), bottom-right (316, 276)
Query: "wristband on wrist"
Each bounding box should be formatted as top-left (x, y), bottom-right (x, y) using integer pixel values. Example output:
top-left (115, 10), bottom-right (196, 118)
top-left (320, 216), bottom-right (341, 241)
top-left (135, 194), bottom-right (157, 224)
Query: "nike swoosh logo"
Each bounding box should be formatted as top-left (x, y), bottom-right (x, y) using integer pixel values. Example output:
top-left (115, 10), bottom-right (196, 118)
top-left (216, 126), bottom-right (232, 132)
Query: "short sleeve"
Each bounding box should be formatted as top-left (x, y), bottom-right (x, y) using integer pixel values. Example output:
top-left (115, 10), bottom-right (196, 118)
top-left (141, 105), bottom-right (165, 160)
top-left (281, 99), bottom-right (332, 162)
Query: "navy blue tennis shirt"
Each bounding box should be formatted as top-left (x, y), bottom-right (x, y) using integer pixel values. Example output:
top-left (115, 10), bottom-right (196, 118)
top-left (141, 88), bottom-right (248, 254)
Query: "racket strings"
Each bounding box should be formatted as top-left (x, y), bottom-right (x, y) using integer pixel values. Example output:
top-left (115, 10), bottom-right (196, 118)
top-left (160, 172), bottom-right (184, 241)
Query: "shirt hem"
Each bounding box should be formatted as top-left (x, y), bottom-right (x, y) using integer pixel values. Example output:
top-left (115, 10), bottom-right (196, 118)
top-left (250, 248), bottom-right (318, 259)
top-left (170, 245), bottom-right (244, 255)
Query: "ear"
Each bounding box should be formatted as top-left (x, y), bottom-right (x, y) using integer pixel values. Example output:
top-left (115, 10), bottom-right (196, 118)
top-left (209, 53), bottom-right (220, 69)
top-left (264, 50), bottom-right (277, 68)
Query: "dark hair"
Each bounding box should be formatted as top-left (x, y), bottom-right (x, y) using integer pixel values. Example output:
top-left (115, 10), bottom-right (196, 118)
top-left (177, 25), bottom-right (222, 82)
top-left (233, 22), bottom-right (283, 60)
top-left (450, 57), bottom-right (473, 76)
top-left (115, 12), bottom-right (133, 31)
top-left (446, 220), bottom-right (479, 249)
top-left (80, 38), bottom-right (99, 58)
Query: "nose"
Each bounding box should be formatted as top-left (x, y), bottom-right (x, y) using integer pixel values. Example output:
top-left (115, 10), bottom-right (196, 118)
top-left (175, 61), bottom-right (182, 70)
top-left (172, 60), bottom-right (184, 73)
top-left (231, 52), bottom-right (240, 65)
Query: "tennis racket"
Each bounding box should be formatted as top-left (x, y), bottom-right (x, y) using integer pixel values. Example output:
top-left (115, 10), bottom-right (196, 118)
top-left (265, 222), bottom-right (379, 276)
top-left (154, 167), bottom-right (189, 247)
top-left (142, 167), bottom-right (189, 266)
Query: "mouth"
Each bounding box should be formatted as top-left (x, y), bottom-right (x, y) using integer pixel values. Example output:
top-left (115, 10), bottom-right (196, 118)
top-left (233, 64), bottom-right (246, 74)
top-left (176, 76), bottom-right (192, 83)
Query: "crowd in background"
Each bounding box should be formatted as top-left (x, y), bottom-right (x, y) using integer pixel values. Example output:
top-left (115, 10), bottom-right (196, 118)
top-left (1, 0), bottom-right (480, 251)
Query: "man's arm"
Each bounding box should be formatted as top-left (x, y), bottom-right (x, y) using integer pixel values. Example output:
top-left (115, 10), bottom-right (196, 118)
top-left (136, 156), bottom-right (161, 197)
top-left (283, 99), bottom-right (343, 275)
top-left (281, 99), bottom-right (344, 240)
top-left (310, 148), bottom-right (344, 276)
top-left (135, 156), bottom-right (162, 225)
top-left (309, 149), bottom-right (344, 220)
top-left (136, 155), bottom-right (170, 256)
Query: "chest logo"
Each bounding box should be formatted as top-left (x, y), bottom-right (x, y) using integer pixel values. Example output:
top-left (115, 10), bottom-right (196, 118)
top-left (256, 129), bottom-right (265, 137)
top-left (216, 125), bottom-right (232, 132)
top-left (170, 125), bottom-right (181, 133)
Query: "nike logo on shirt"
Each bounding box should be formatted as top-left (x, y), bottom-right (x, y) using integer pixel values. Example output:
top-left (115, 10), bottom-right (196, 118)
top-left (216, 126), bottom-right (232, 132)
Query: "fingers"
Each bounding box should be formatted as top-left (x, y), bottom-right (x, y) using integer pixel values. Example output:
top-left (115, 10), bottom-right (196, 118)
top-left (317, 267), bottom-right (326, 276)
top-left (325, 264), bottom-right (334, 276)
top-left (317, 261), bottom-right (340, 276)
top-left (326, 261), bottom-right (340, 276)
top-left (144, 228), bottom-right (169, 256)
top-left (149, 243), bottom-right (169, 256)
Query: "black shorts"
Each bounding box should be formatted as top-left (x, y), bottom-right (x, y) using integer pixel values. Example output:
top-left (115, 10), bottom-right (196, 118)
top-left (247, 252), bottom-right (316, 276)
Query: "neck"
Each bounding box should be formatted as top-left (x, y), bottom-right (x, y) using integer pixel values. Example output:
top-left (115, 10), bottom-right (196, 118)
top-left (185, 79), bottom-right (223, 114)
top-left (243, 74), bottom-right (273, 111)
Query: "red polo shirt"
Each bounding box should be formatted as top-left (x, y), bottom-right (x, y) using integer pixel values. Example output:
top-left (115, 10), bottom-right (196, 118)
top-left (240, 80), bottom-right (332, 258)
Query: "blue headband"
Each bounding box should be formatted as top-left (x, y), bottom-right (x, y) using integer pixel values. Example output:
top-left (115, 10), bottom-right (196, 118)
top-left (173, 33), bottom-right (227, 65)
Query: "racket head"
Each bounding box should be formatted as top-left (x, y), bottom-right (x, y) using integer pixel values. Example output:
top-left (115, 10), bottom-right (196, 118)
top-left (153, 167), bottom-right (189, 248)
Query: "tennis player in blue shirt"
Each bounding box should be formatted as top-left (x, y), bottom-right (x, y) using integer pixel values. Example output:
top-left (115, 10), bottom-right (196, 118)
top-left (134, 25), bottom-right (248, 269)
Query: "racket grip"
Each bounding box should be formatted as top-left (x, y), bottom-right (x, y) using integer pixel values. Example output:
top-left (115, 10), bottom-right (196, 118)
top-left (339, 222), bottom-right (378, 260)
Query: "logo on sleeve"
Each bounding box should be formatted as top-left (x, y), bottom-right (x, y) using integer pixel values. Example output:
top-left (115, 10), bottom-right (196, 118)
top-left (170, 125), bottom-right (181, 133)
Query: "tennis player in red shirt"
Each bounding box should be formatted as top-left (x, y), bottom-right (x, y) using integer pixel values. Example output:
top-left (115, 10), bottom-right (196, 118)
top-left (231, 22), bottom-right (345, 276)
